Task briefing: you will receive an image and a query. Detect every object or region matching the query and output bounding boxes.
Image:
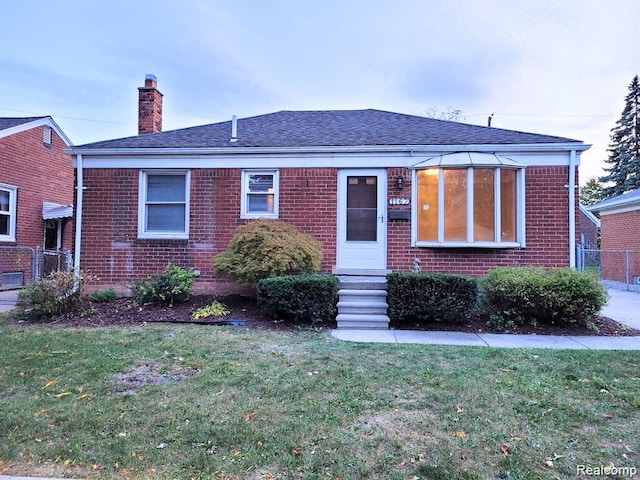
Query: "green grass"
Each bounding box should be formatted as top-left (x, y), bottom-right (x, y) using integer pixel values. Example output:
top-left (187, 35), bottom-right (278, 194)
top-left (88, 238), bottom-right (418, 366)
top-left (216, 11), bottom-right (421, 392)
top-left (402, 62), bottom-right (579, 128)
top-left (0, 320), bottom-right (638, 480)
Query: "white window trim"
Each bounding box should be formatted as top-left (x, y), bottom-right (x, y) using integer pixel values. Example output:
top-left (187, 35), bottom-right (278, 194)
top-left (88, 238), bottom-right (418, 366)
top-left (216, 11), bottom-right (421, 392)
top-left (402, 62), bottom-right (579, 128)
top-left (0, 183), bottom-right (17, 242)
top-left (411, 167), bottom-right (526, 248)
top-left (240, 170), bottom-right (279, 219)
top-left (138, 170), bottom-right (190, 239)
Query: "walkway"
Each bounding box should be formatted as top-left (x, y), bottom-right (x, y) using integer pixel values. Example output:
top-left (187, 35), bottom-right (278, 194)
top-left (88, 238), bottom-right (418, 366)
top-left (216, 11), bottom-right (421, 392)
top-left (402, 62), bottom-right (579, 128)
top-left (333, 286), bottom-right (640, 350)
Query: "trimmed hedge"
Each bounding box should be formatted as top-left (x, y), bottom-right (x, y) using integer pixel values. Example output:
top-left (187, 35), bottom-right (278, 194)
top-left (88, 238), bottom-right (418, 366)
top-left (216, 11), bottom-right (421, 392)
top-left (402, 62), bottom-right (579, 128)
top-left (257, 274), bottom-right (338, 324)
top-left (482, 267), bottom-right (608, 327)
top-left (387, 272), bottom-right (479, 324)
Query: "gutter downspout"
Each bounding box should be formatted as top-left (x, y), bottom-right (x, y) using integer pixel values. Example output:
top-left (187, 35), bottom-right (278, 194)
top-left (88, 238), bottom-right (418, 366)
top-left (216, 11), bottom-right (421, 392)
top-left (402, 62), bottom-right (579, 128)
top-left (74, 154), bottom-right (84, 280)
top-left (568, 150), bottom-right (576, 269)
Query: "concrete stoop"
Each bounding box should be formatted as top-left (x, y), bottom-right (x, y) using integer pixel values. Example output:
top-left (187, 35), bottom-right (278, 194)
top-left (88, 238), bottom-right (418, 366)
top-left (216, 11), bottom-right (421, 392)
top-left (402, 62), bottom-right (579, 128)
top-left (335, 272), bottom-right (390, 329)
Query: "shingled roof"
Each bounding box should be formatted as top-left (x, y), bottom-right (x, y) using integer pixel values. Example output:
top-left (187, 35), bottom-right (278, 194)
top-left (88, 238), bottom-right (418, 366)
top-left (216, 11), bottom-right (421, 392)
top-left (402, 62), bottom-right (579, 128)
top-left (0, 116), bottom-right (48, 131)
top-left (74, 109), bottom-right (582, 151)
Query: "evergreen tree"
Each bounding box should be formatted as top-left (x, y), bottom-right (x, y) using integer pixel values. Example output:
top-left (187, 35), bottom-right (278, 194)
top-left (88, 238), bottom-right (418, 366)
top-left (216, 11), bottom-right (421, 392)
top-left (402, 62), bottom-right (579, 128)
top-left (600, 75), bottom-right (640, 198)
top-left (579, 177), bottom-right (604, 206)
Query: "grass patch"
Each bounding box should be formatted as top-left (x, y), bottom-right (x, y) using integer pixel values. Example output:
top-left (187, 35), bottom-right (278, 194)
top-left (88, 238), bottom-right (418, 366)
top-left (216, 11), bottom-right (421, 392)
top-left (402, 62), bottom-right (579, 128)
top-left (0, 323), bottom-right (638, 479)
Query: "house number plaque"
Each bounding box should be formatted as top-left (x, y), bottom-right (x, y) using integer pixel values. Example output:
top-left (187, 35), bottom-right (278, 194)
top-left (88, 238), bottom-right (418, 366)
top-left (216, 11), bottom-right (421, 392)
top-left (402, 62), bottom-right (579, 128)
top-left (388, 198), bottom-right (410, 205)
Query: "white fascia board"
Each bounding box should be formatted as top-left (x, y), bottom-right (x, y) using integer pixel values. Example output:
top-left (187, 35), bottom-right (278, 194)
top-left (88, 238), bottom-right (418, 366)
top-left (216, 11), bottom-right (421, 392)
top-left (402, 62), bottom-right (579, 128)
top-left (579, 204), bottom-right (601, 227)
top-left (67, 142), bottom-right (590, 157)
top-left (73, 144), bottom-right (589, 170)
top-left (0, 117), bottom-right (73, 146)
top-left (596, 202), bottom-right (640, 216)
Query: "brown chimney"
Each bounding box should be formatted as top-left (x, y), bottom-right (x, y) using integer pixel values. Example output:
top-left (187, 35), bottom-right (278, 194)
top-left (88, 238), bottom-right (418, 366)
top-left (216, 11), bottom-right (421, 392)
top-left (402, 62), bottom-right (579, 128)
top-left (138, 74), bottom-right (163, 134)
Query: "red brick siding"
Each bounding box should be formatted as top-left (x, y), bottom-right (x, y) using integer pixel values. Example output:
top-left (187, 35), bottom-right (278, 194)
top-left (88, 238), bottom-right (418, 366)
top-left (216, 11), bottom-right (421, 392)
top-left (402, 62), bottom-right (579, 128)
top-left (579, 210), bottom-right (599, 247)
top-left (387, 166), bottom-right (574, 275)
top-left (0, 126), bottom-right (73, 249)
top-left (81, 165), bottom-right (574, 294)
top-left (599, 210), bottom-right (640, 282)
top-left (81, 168), bottom-right (339, 294)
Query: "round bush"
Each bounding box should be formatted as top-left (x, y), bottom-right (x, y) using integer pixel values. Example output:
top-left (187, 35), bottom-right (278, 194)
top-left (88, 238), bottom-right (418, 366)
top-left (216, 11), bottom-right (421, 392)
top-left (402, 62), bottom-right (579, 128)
top-left (213, 219), bottom-right (323, 284)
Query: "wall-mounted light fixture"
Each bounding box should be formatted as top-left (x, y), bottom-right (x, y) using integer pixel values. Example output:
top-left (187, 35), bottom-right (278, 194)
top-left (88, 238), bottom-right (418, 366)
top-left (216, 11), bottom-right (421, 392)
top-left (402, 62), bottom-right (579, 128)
top-left (396, 176), bottom-right (404, 190)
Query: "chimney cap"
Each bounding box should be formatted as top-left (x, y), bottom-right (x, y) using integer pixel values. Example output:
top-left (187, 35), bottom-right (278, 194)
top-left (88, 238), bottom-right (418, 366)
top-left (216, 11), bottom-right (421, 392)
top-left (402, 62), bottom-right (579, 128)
top-left (144, 74), bottom-right (158, 88)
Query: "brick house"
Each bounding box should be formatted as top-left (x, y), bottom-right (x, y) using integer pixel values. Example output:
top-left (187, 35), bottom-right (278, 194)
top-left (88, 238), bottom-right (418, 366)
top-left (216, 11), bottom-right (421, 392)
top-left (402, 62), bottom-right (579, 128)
top-left (588, 189), bottom-right (640, 285)
top-left (69, 75), bottom-right (588, 325)
top-left (579, 204), bottom-right (600, 249)
top-left (0, 117), bottom-right (74, 287)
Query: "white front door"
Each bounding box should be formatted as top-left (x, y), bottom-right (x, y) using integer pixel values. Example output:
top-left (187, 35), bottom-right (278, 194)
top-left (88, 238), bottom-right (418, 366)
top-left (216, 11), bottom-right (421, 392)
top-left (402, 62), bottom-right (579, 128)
top-left (337, 169), bottom-right (387, 270)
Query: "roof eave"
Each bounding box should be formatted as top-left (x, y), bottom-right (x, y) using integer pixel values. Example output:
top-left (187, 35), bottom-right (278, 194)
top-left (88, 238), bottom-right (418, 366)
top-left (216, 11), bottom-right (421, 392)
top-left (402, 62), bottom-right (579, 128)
top-left (0, 117), bottom-right (73, 146)
top-left (67, 142), bottom-right (590, 157)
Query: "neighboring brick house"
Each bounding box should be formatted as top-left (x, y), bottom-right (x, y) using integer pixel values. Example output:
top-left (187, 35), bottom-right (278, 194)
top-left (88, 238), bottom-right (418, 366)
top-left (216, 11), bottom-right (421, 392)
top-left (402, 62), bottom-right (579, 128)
top-left (588, 189), bottom-right (640, 285)
top-left (0, 117), bottom-right (74, 287)
top-left (579, 204), bottom-right (600, 249)
top-left (69, 75), bottom-right (588, 300)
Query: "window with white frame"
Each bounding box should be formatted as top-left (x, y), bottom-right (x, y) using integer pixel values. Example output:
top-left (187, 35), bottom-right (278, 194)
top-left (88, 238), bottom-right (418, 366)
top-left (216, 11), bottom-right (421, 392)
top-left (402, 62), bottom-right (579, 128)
top-left (138, 170), bottom-right (190, 239)
top-left (414, 166), bottom-right (524, 247)
top-left (241, 170), bottom-right (279, 218)
top-left (0, 184), bottom-right (17, 242)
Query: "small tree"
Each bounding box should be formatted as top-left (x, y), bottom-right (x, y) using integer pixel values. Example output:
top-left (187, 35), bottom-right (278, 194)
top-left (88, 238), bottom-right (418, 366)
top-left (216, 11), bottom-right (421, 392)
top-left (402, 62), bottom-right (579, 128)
top-left (600, 75), bottom-right (640, 198)
top-left (579, 177), bottom-right (604, 207)
top-left (213, 219), bottom-right (323, 284)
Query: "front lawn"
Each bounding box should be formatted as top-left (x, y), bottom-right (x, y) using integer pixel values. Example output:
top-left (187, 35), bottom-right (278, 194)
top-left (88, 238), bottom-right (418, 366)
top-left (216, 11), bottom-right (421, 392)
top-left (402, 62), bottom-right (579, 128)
top-left (0, 321), bottom-right (638, 480)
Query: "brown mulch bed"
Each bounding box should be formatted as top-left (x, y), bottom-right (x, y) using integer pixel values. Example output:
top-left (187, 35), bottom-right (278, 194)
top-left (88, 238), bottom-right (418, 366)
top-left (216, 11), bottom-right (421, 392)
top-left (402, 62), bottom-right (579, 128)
top-left (8, 294), bottom-right (640, 337)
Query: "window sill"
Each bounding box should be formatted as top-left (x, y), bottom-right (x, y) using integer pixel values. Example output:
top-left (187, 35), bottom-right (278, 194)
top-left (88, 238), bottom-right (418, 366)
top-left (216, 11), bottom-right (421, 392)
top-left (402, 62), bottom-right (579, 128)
top-left (137, 232), bottom-right (189, 240)
top-left (240, 213), bottom-right (279, 220)
top-left (415, 241), bottom-right (522, 249)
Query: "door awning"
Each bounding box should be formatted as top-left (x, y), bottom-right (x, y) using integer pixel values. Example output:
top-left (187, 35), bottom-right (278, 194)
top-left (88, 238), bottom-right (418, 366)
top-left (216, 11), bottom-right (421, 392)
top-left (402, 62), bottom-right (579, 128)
top-left (42, 202), bottom-right (73, 220)
top-left (410, 152), bottom-right (524, 169)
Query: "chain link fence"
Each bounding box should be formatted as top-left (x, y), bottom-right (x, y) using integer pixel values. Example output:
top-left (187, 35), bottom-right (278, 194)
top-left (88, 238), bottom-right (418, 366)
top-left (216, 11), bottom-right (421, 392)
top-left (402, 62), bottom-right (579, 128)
top-left (577, 246), bottom-right (640, 292)
top-left (0, 246), bottom-right (72, 289)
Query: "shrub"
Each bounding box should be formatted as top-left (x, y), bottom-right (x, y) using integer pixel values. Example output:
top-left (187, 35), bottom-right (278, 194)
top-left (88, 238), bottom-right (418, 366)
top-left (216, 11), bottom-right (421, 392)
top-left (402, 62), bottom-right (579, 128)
top-left (213, 219), bottom-right (323, 284)
top-left (17, 271), bottom-right (85, 321)
top-left (89, 288), bottom-right (117, 303)
top-left (386, 272), bottom-right (479, 325)
top-left (133, 264), bottom-right (196, 305)
top-left (257, 274), bottom-right (338, 324)
top-left (191, 301), bottom-right (230, 320)
top-left (482, 267), bottom-right (608, 327)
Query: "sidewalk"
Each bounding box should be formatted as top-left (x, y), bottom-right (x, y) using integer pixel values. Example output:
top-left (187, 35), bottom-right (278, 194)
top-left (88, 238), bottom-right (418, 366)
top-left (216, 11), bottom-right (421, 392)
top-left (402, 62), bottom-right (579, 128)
top-left (333, 286), bottom-right (640, 350)
top-left (0, 289), bottom-right (20, 313)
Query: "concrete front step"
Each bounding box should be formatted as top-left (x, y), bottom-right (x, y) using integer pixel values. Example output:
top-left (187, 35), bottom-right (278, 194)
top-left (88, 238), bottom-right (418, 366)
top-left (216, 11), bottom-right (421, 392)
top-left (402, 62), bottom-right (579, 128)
top-left (336, 313), bottom-right (390, 329)
top-left (338, 289), bottom-right (388, 301)
top-left (336, 275), bottom-right (390, 329)
top-left (337, 278), bottom-right (387, 290)
top-left (337, 302), bottom-right (388, 315)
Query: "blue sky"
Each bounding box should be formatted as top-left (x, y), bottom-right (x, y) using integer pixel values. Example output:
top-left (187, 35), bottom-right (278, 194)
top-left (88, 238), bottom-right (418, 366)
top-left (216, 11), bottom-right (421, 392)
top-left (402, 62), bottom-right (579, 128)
top-left (1, 0), bottom-right (638, 183)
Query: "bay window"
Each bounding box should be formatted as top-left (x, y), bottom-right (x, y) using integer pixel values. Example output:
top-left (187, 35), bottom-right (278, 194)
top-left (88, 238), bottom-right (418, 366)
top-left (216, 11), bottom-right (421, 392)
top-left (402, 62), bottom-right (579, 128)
top-left (414, 164), bottom-right (524, 247)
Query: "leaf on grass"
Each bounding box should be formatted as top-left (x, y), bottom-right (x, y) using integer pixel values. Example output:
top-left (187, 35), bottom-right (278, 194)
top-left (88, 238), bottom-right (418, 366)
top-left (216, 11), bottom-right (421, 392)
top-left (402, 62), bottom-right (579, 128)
top-left (53, 391), bottom-right (71, 398)
top-left (500, 443), bottom-right (510, 456)
top-left (42, 380), bottom-right (56, 389)
top-left (77, 392), bottom-right (92, 399)
top-left (454, 431), bottom-right (466, 438)
top-left (244, 412), bottom-right (256, 422)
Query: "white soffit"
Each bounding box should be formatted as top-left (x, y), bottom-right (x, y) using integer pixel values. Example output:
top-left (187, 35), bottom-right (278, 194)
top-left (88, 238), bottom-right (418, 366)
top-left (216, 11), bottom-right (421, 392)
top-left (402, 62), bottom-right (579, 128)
top-left (410, 152), bottom-right (524, 169)
top-left (43, 202), bottom-right (73, 219)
